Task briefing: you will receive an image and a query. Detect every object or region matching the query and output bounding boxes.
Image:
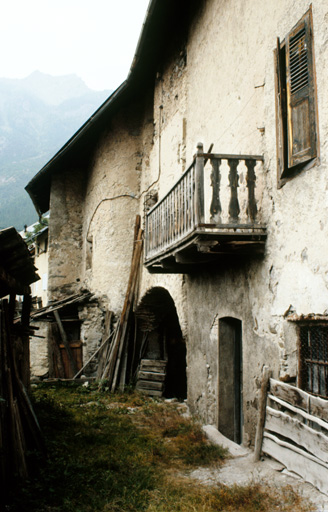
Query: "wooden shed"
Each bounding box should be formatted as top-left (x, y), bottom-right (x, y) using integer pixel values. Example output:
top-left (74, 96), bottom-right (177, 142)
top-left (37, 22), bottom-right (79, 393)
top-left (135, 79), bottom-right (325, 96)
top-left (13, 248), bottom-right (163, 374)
top-left (0, 227), bottom-right (43, 505)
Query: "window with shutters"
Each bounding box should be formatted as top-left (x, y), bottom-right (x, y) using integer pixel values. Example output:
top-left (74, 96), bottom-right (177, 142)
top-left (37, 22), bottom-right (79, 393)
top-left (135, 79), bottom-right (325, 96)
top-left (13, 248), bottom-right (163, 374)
top-left (275, 7), bottom-right (319, 186)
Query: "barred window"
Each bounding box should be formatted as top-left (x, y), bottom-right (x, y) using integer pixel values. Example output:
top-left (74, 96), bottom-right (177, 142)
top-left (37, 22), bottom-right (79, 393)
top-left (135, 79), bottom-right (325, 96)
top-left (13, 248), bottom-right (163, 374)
top-left (299, 324), bottom-right (328, 398)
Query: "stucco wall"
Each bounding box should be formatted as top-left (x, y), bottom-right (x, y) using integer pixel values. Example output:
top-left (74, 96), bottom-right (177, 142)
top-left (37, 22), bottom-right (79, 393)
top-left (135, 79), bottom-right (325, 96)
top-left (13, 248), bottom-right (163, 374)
top-left (80, 103), bottom-right (150, 311)
top-left (136, 0), bottom-right (328, 444)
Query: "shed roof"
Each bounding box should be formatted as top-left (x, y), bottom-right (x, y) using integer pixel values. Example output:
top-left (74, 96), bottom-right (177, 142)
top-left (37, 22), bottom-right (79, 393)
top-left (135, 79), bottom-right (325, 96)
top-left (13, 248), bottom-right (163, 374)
top-left (0, 227), bottom-right (40, 297)
top-left (25, 0), bottom-right (192, 215)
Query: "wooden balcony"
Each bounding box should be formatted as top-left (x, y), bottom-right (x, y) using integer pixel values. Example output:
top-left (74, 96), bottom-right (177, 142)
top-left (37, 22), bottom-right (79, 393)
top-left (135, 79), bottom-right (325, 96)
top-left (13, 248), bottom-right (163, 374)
top-left (144, 144), bottom-right (267, 273)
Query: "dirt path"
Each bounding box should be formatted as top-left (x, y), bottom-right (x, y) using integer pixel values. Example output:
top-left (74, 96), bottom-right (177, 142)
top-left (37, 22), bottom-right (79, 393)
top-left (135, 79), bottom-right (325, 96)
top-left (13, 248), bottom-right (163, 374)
top-left (193, 424), bottom-right (328, 512)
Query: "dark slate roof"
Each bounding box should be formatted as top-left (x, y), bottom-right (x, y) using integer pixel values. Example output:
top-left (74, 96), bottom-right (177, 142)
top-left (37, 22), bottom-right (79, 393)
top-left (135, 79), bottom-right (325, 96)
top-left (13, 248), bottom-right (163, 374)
top-left (0, 227), bottom-right (40, 297)
top-left (25, 0), bottom-right (194, 215)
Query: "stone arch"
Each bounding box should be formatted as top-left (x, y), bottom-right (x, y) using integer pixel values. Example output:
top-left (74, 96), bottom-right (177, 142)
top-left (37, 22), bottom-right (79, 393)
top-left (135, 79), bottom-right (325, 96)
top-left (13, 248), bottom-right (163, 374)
top-left (135, 287), bottom-right (187, 399)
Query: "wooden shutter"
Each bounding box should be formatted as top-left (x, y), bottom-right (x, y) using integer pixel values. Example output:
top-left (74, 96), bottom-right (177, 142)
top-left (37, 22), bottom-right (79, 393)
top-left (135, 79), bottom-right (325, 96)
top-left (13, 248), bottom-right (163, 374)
top-left (286, 9), bottom-right (317, 168)
top-left (275, 38), bottom-right (287, 178)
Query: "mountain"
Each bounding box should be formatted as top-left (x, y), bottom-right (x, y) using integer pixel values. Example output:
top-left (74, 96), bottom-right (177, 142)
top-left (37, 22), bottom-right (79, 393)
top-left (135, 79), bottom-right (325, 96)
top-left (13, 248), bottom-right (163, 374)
top-left (0, 72), bottom-right (111, 230)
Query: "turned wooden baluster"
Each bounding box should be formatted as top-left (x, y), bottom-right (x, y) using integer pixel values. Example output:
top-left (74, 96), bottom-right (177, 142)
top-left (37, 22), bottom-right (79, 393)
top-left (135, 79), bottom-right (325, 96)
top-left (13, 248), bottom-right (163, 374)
top-left (194, 142), bottom-right (205, 226)
top-left (228, 158), bottom-right (240, 222)
top-left (210, 157), bottom-right (222, 223)
top-left (246, 159), bottom-right (257, 223)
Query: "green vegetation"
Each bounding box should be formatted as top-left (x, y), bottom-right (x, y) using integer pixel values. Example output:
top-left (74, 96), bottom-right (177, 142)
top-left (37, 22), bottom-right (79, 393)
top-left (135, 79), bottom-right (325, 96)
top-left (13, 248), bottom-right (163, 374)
top-left (7, 383), bottom-right (314, 512)
top-left (24, 215), bottom-right (49, 245)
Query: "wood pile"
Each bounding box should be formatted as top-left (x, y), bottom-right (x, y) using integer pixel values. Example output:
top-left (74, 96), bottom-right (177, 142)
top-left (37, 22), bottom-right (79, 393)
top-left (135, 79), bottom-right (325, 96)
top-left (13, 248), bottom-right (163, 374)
top-left (0, 298), bottom-right (45, 504)
top-left (136, 359), bottom-right (167, 397)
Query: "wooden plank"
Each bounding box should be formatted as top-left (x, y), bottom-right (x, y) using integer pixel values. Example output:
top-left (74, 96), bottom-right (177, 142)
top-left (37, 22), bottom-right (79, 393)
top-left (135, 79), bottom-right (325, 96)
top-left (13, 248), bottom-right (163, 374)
top-left (262, 433), bottom-right (328, 495)
top-left (265, 406), bottom-right (328, 463)
top-left (140, 359), bottom-right (167, 370)
top-left (254, 366), bottom-right (270, 461)
top-left (268, 393), bottom-right (328, 432)
top-left (138, 371), bottom-right (166, 382)
top-left (59, 342), bottom-right (82, 349)
top-left (270, 378), bottom-right (309, 412)
top-left (309, 394), bottom-right (328, 423)
top-left (136, 380), bottom-right (164, 391)
top-left (31, 292), bottom-right (92, 319)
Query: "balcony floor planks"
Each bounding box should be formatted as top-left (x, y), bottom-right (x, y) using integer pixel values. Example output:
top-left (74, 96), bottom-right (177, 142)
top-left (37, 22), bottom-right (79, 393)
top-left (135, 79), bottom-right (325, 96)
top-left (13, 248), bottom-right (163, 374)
top-left (145, 226), bottom-right (267, 273)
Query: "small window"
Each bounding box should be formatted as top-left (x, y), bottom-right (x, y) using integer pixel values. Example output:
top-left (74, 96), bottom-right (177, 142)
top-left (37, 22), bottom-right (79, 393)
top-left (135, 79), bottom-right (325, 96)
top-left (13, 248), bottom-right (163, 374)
top-left (299, 324), bottom-right (328, 398)
top-left (275, 7), bottom-right (319, 185)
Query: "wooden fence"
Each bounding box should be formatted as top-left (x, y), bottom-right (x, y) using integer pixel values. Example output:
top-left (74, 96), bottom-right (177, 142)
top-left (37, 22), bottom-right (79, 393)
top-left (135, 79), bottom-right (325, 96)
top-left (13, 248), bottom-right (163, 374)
top-left (261, 378), bottom-right (328, 495)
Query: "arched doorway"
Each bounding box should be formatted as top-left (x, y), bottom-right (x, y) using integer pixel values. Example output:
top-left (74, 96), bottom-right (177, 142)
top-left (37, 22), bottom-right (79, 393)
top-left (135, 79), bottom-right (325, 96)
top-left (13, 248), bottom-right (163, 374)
top-left (218, 317), bottom-right (242, 444)
top-left (135, 287), bottom-right (187, 400)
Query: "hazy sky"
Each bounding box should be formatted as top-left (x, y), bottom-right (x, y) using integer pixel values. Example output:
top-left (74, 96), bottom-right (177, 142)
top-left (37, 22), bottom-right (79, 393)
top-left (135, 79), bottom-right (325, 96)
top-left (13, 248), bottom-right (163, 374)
top-left (0, 0), bottom-right (150, 91)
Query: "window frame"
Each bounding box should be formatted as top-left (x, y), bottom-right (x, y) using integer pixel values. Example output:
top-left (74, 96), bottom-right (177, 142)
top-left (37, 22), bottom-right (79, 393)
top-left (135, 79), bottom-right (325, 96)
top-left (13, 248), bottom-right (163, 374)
top-left (275, 6), bottom-right (319, 188)
top-left (297, 322), bottom-right (328, 399)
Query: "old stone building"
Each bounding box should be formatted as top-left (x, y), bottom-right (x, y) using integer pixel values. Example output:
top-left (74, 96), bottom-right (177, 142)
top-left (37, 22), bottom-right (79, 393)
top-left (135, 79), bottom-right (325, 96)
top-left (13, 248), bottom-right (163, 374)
top-left (26, 0), bottom-right (328, 446)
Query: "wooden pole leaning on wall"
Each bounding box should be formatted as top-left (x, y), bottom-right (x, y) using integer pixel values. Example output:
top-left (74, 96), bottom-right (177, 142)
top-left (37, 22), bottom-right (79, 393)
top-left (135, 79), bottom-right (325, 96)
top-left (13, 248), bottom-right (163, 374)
top-left (110, 224), bottom-right (143, 391)
top-left (254, 365), bottom-right (271, 462)
top-left (103, 215), bottom-right (143, 390)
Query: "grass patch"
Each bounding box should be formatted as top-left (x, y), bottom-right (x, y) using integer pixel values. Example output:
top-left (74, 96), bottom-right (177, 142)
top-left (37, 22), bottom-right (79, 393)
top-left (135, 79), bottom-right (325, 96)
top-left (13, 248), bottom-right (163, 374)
top-left (6, 382), bottom-right (315, 512)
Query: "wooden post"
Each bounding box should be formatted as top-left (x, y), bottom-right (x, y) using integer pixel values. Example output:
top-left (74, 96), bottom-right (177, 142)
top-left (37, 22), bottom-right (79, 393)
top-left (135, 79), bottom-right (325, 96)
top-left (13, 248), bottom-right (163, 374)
top-left (53, 310), bottom-right (78, 376)
top-left (21, 293), bottom-right (32, 390)
top-left (254, 366), bottom-right (271, 462)
top-left (194, 142), bottom-right (205, 226)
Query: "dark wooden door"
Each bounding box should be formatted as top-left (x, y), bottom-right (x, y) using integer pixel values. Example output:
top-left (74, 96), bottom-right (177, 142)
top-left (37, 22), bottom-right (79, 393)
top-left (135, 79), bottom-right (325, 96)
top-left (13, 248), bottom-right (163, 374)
top-left (218, 318), bottom-right (242, 444)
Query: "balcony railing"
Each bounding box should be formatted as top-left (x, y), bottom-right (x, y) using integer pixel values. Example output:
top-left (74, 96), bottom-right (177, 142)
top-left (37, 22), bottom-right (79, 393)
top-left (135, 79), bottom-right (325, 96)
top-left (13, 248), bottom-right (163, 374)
top-left (145, 143), bottom-right (266, 272)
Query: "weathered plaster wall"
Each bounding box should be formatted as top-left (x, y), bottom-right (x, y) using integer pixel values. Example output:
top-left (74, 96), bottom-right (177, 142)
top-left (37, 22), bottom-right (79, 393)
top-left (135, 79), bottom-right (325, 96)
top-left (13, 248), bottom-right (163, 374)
top-left (137, 37), bottom-right (190, 344)
top-left (137, 0), bottom-right (328, 444)
top-left (81, 103), bottom-right (149, 312)
top-left (46, 0), bottom-right (328, 439)
top-left (48, 168), bottom-right (85, 300)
